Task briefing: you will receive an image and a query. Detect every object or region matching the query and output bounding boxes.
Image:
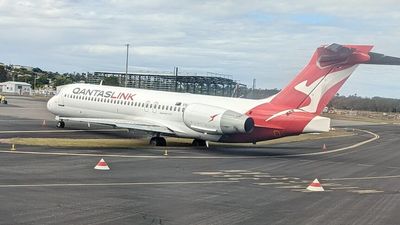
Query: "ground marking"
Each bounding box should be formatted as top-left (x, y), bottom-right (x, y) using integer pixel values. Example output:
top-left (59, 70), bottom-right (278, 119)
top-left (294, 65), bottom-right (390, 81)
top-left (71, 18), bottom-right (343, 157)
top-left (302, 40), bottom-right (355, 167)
top-left (0, 180), bottom-right (238, 188)
top-left (324, 174), bottom-right (400, 181)
top-left (0, 129), bottom-right (379, 159)
top-left (0, 129), bottom-right (128, 134)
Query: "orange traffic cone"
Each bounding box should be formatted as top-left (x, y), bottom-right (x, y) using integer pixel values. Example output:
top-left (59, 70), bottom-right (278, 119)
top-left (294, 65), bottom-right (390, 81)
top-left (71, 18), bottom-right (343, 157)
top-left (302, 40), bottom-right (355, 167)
top-left (322, 144), bottom-right (327, 151)
top-left (306, 178), bottom-right (324, 192)
top-left (94, 158), bottom-right (110, 170)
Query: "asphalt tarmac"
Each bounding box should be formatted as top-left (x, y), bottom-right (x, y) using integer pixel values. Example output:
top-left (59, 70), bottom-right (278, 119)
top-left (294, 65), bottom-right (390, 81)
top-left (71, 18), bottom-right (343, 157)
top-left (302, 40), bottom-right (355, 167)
top-left (0, 96), bottom-right (400, 225)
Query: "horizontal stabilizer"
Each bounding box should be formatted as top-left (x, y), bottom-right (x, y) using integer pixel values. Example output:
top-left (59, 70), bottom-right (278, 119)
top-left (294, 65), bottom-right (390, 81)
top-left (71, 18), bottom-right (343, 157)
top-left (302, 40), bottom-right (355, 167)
top-left (365, 52), bottom-right (400, 65)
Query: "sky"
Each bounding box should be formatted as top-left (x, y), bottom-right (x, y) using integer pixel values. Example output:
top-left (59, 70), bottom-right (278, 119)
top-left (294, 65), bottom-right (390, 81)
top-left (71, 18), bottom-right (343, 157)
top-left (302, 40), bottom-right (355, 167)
top-left (1, 0), bottom-right (400, 98)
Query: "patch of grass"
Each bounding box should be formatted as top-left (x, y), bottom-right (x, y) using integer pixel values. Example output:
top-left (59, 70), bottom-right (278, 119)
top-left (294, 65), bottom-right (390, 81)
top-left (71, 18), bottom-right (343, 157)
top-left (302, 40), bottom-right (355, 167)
top-left (213, 129), bottom-right (353, 147)
top-left (323, 111), bottom-right (400, 124)
top-left (0, 129), bottom-right (353, 148)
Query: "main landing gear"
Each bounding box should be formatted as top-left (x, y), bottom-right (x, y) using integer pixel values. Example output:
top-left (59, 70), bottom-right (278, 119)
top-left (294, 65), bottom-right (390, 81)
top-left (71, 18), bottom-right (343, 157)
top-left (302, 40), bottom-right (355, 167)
top-left (192, 139), bottom-right (207, 147)
top-left (150, 136), bottom-right (167, 146)
top-left (56, 120), bottom-right (65, 128)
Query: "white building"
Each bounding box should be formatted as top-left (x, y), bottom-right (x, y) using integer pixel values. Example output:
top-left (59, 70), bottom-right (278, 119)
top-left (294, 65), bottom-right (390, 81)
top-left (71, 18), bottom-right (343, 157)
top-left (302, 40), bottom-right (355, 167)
top-left (0, 81), bottom-right (32, 95)
top-left (11, 65), bottom-right (33, 71)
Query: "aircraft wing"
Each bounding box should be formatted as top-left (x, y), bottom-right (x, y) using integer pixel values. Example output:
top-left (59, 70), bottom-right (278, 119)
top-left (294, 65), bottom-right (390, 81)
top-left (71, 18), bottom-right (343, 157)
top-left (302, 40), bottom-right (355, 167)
top-left (56, 116), bottom-right (175, 134)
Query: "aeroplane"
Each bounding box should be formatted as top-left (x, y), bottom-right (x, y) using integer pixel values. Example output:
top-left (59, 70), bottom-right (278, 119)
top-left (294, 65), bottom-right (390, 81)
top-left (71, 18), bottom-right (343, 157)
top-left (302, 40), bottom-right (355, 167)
top-left (47, 44), bottom-right (400, 146)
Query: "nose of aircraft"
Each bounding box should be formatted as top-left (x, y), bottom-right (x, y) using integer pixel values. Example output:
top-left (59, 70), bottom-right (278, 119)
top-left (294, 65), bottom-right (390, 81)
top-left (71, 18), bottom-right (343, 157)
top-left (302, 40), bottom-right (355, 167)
top-left (47, 95), bottom-right (57, 113)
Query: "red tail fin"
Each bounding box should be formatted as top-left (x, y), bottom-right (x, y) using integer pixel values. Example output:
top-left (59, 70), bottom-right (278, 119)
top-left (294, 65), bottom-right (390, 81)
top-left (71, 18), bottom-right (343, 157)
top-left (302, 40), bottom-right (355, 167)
top-left (270, 44), bottom-right (373, 114)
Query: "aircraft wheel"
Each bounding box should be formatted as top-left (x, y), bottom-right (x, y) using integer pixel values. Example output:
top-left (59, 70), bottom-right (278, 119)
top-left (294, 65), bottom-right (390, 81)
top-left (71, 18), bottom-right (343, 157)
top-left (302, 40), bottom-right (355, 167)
top-left (150, 137), bottom-right (166, 146)
top-left (56, 120), bottom-right (65, 128)
top-left (192, 139), bottom-right (207, 147)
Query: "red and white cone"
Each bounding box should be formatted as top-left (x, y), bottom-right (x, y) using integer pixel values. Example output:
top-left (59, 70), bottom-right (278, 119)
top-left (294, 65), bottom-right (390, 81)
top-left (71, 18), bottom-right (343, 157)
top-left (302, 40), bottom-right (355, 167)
top-left (306, 178), bottom-right (324, 192)
top-left (322, 144), bottom-right (327, 151)
top-left (42, 120), bottom-right (47, 127)
top-left (94, 158), bottom-right (110, 170)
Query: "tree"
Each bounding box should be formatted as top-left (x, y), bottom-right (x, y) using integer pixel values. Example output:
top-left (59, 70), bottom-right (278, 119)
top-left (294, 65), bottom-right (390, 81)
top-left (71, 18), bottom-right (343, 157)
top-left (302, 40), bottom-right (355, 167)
top-left (36, 75), bottom-right (50, 87)
top-left (32, 67), bottom-right (43, 73)
top-left (0, 66), bottom-right (7, 82)
top-left (54, 76), bottom-right (73, 87)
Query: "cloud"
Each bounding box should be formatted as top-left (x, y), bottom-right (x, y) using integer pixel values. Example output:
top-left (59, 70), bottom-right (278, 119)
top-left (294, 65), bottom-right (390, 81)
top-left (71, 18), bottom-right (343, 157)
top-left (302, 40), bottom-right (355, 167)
top-left (0, 0), bottom-right (400, 97)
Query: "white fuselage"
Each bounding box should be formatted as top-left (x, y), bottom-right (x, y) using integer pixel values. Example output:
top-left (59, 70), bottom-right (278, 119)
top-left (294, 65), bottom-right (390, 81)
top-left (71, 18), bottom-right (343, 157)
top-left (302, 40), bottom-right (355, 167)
top-left (47, 83), bottom-right (271, 141)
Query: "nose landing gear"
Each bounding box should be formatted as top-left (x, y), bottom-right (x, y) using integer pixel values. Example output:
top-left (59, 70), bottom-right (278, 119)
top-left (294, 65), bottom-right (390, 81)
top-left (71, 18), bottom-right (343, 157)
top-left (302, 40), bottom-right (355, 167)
top-left (56, 120), bottom-right (65, 128)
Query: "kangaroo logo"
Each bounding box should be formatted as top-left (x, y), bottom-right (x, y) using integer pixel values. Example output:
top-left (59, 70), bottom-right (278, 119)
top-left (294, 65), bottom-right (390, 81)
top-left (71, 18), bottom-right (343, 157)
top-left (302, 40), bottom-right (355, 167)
top-left (294, 66), bottom-right (357, 113)
top-left (208, 114), bottom-right (219, 122)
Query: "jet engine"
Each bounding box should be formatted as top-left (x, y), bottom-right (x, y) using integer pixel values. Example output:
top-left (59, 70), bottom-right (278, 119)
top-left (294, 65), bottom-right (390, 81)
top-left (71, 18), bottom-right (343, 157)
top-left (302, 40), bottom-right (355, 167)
top-left (183, 104), bottom-right (254, 135)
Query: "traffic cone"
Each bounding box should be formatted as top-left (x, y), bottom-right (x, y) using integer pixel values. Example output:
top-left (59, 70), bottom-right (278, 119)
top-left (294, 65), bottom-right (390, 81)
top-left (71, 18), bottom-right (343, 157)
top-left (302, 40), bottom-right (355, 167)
top-left (10, 144), bottom-right (16, 151)
top-left (94, 158), bottom-right (110, 170)
top-left (42, 120), bottom-right (47, 127)
top-left (322, 144), bottom-right (327, 151)
top-left (306, 178), bottom-right (324, 192)
top-left (164, 149), bottom-right (168, 156)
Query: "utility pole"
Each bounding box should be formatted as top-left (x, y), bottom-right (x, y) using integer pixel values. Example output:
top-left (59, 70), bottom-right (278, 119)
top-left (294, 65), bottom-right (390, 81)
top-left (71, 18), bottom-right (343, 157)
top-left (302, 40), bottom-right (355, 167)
top-left (174, 67), bottom-right (178, 92)
top-left (125, 43), bottom-right (129, 87)
top-left (252, 78), bottom-right (256, 98)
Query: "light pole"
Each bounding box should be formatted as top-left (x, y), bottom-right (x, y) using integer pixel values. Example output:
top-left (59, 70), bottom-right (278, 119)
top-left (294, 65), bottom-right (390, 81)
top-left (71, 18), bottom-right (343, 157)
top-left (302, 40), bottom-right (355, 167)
top-left (125, 43), bottom-right (129, 87)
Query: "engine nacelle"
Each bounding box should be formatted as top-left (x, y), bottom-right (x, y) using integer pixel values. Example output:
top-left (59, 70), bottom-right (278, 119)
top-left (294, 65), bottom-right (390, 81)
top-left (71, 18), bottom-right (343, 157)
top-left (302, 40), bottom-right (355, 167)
top-left (183, 104), bottom-right (254, 135)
